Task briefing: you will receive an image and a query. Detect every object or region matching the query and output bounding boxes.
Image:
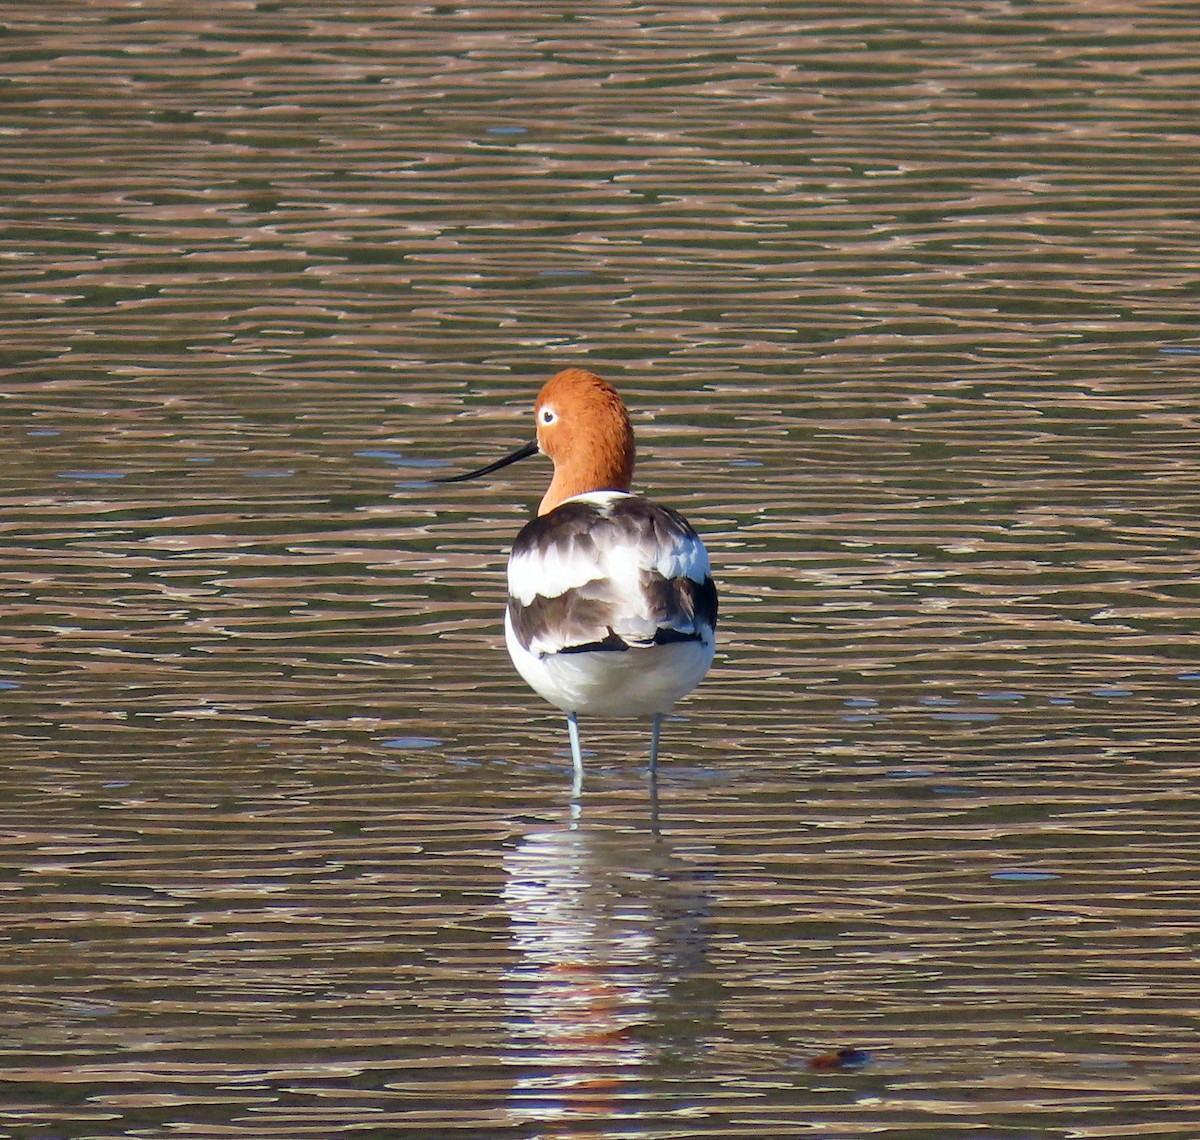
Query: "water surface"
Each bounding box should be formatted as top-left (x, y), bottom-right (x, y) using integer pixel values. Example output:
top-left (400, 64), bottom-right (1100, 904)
top-left (2, 3), bottom-right (1199, 1137)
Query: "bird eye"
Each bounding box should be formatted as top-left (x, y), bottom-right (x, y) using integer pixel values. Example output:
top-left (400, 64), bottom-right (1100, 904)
top-left (538, 407), bottom-right (557, 426)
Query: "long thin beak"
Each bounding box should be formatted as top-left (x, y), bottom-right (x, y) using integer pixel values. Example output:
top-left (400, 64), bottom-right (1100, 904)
top-left (435, 439), bottom-right (539, 483)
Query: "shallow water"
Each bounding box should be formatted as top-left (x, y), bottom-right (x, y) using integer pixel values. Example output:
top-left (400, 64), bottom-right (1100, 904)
top-left (2, 3), bottom-right (1200, 1137)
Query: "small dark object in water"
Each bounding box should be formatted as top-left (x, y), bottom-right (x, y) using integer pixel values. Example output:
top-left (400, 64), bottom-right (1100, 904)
top-left (809, 1046), bottom-right (872, 1072)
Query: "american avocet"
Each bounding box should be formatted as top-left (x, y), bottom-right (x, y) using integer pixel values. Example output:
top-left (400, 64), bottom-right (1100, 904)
top-left (439, 368), bottom-right (717, 789)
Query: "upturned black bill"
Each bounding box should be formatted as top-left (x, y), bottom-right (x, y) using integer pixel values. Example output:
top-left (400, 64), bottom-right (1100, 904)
top-left (435, 439), bottom-right (539, 483)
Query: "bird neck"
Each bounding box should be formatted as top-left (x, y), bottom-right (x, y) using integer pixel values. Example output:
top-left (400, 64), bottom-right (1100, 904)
top-left (539, 456), bottom-right (633, 515)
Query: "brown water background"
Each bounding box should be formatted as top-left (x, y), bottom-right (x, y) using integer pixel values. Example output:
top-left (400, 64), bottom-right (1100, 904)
top-left (2, 3), bottom-right (1199, 1137)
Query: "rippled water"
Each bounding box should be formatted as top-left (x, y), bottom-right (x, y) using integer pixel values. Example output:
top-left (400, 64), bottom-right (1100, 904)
top-left (3, 3), bottom-right (1200, 1137)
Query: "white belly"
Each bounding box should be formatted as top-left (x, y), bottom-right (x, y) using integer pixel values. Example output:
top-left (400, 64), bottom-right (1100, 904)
top-left (505, 610), bottom-right (714, 718)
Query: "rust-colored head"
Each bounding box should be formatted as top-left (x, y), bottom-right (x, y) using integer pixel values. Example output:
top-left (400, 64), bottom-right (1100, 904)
top-left (533, 369), bottom-right (635, 515)
top-left (435, 368), bottom-right (636, 515)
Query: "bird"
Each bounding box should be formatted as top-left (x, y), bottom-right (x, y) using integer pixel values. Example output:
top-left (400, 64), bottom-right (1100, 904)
top-left (438, 368), bottom-right (717, 792)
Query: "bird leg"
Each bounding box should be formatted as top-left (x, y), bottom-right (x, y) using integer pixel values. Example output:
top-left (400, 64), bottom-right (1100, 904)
top-left (649, 712), bottom-right (663, 778)
top-left (567, 711), bottom-right (583, 798)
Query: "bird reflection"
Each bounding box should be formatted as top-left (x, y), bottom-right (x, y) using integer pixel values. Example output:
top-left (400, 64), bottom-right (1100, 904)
top-left (503, 801), bottom-right (715, 1132)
